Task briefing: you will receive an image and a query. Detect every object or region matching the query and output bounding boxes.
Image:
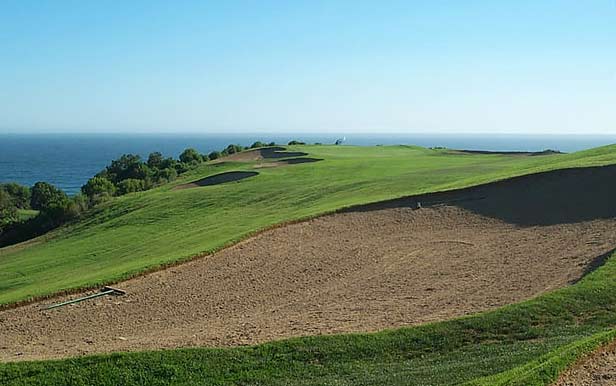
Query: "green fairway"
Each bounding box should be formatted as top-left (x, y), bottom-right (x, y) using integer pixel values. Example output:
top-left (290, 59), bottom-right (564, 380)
top-left (2, 144), bottom-right (616, 385)
top-left (2, 144), bottom-right (616, 306)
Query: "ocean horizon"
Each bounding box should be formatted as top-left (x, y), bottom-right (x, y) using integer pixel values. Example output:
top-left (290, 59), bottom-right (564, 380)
top-left (1, 132), bottom-right (615, 195)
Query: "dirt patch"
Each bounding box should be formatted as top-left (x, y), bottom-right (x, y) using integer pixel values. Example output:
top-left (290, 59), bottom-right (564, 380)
top-left (554, 341), bottom-right (616, 385)
top-left (254, 157), bottom-right (323, 168)
top-left (217, 147), bottom-right (308, 162)
top-left (1, 165), bottom-right (616, 362)
top-left (174, 171), bottom-right (258, 190)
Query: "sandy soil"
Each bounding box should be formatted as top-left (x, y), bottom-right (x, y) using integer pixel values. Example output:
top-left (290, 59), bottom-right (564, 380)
top-left (554, 342), bottom-right (616, 385)
top-left (1, 165), bottom-right (615, 362)
top-left (1, 211), bottom-right (615, 361)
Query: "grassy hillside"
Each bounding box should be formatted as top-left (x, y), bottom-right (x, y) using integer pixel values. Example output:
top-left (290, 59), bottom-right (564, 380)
top-left (2, 144), bottom-right (616, 306)
top-left (2, 144), bottom-right (616, 385)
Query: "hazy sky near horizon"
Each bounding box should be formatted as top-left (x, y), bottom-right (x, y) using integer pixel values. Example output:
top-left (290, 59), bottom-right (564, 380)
top-left (0, 1), bottom-right (614, 135)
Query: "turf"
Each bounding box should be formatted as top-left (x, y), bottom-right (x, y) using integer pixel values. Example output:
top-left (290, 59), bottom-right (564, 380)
top-left (2, 144), bottom-right (616, 385)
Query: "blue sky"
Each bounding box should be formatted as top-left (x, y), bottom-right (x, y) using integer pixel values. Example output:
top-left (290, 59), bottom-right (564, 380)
top-left (0, 0), bottom-right (614, 134)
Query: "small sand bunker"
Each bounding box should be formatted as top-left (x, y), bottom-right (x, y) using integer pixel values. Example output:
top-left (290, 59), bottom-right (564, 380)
top-left (219, 147), bottom-right (308, 162)
top-left (174, 171), bottom-right (258, 190)
top-left (254, 157), bottom-right (323, 168)
top-left (451, 149), bottom-right (562, 156)
top-left (2, 165), bottom-right (616, 362)
top-left (554, 341), bottom-right (616, 385)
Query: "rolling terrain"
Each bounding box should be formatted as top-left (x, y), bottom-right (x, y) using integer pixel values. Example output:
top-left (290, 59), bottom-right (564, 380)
top-left (2, 144), bottom-right (616, 385)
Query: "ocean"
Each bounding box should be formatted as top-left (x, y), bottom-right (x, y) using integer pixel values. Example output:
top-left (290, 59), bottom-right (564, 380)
top-left (0, 133), bottom-right (614, 195)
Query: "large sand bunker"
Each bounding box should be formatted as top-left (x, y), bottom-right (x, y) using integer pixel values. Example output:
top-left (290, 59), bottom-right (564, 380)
top-left (1, 165), bottom-right (616, 362)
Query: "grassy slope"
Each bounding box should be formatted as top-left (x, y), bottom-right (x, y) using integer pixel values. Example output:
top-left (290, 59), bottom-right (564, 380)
top-left (2, 144), bottom-right (616, 306)
top-left (2, 144), bottom-right (616, 385)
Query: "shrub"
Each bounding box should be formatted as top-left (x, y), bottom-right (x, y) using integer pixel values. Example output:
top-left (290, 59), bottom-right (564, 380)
top-left (147, 152), bottom-right (164, 169)
top-left (30, 182), bottom-right (69, 211)
top-left (222, 144), bottom-right (244, 155)
top-left (174, 162), bottom-right (190, 175)
top-left (102, 154), bottom-right (149, 183)
top-left (117, 179), bottom-right (147, 195)
top-left (179, 148), bottom-right (203, 164)
top-left (288, 140), bottom-right (305, 145)
top-left (250, 141), bottom-right (266, 149)
top-left (0, 189), bottom-right (18, 226)
top-left (208, 151), bottom-right (221, 160)
top-left (81, 176), bottom-right (116, 199)
top-left (154, 168), bottom-right (178, 184)
top-left (1, 183), bottom-right (31, 209)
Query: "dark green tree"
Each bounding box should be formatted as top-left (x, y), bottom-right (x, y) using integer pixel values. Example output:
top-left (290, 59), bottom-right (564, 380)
top-left (159, 157), bottom-right (177, 169)
top-left (179, 148), bottom-right (203, 164)
top-left (1, 183), bottom-right (31, 209)
top-left (221, 144), bottom-right (244, 155)
top-left (154, 168), bottom-right (178, 183)
top-left (103, 154), bottom-right (150, 183)
top-left (81, 176), bottom-right (116, 198)
top-left (0, 189), bottom-right (18, 226)
top-left (117, 179), bottom-right (146, 195)
top-left (30, 182), bottom-right (68, 211)
top-left (208, 151), bottom-right (221, 160)
top-left (250, 141), bottom-right (266, 149)
top-left (147, 152), bottom-right (164, 169)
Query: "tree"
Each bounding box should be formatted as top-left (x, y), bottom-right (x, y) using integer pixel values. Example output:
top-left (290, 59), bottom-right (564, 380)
top-left (250, 141), bottom-right (266, 149)
top-left (0, 189), bottom-right (18, 226)
top-left (154, 168), bottom-right (178, 184)
top-left (288, 140), bottom-right (305, 145)
top-left (159, 157), bottom-right (177, 170)
top-left (30, 182), bottom-right (68, 211)
top-left (222, 144), bottom-right (243, 155)
top-left (179, 148), bottom-right (203, 164)
top-left (81, 176), bottom-right (116, 198)
top-left (147, 152), bottom-right (164, 169)
top-left (62, 194), bottom-right (89, 220)
top-left (104, 154), bottom-right (149, 183)
top-left (1, 183), bottom-right (31, 209)
top-left (117, 179), bottom-right (146, 195)
top-left (208, 151), bottom-right (221, 160)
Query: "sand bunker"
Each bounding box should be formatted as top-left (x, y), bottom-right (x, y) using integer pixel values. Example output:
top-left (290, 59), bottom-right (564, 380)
top-left (554, 342), bottom-right (616, 385)
top-left (219, 147), bottom-right (308, 162)
top-left (174, 171), bottom-right (258, 190)
top-left (452, 149), bottom-right (562, 156)
top-left (254, 157), bottom-right (323, 168)
top-left (1, 165), bottom-right (616, 362)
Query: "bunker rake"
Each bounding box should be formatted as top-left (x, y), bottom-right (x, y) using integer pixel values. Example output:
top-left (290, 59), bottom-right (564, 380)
top-left (43, 286), bottom-right (126, 310)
